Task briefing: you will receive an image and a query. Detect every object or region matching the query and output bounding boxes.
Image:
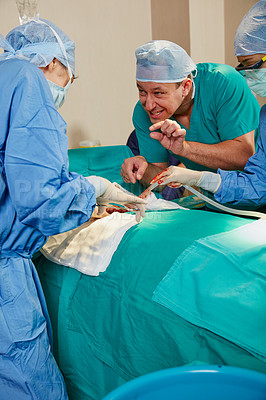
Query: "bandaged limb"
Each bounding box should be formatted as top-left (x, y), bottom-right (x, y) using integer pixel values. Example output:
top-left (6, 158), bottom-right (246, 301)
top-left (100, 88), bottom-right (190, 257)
top-left (150, 166), bottom-right (221, 193)
top-left (86, 176), bottom-right (146, 222)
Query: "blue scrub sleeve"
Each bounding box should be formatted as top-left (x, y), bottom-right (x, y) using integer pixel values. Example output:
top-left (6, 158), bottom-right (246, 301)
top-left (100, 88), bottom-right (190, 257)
top-left (215, 144), bottom-right (266, 207)
top-left (214, 105), bottom-right (266, 208)
top-left (5, 72), bottom-right (96, 236)
top-left (215, 139), bottom-right (266, 208)
top-left (133, 101), bottom-right (169, 163)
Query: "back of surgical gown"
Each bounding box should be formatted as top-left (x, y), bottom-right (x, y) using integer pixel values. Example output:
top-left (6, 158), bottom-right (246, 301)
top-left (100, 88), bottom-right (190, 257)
top-left (0, 58), bottom-right (96, 399)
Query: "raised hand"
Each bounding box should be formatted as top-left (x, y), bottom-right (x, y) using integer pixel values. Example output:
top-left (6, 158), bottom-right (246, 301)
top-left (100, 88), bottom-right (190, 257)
top-left (149, 119), bottom-right (186, 155)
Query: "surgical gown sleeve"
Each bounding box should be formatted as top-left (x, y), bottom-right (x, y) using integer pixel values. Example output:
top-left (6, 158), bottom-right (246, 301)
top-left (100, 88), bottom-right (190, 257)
top-left (214, 105), bottom-right (266, 207)
top-left (5, 61), bottom-right (96, 236)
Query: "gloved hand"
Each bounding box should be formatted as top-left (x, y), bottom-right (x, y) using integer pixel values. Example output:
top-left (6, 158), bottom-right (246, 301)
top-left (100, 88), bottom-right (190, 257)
top-left (150, 166), bottom-right (221, 193)
top-left (86, 176), bottom-right (146, 222)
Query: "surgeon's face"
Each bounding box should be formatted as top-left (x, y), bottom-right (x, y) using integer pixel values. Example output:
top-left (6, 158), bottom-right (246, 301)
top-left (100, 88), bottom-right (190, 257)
top-left (136, 80), bottom-right (190, 123)
top-left (53, 61), bottom-right (72, 87)
top-left (237, 53), bottom-right (266, 69)
top-left (40, 58), bottom-right (73, 87)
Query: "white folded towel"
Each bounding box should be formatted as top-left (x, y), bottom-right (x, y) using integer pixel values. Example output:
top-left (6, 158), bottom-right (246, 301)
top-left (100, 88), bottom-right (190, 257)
top-left (41, 190), bottom-right (186, 276)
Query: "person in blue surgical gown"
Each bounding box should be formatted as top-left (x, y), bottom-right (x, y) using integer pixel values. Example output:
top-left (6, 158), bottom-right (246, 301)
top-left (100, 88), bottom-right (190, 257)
top-left (150, 0), bottom-right (266, 210)
top-left (0, 18), bottom-right (145, 399)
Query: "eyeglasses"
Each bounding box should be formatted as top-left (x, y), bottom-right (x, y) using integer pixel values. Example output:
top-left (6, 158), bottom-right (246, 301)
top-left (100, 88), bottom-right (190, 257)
top-left (235, 55), bottom-right (266, 72)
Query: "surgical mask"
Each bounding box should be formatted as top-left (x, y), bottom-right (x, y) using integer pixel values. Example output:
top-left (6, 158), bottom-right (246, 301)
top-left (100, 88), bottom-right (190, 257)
top-left (242, 68), bottom-right (266, 97)
top-left (36, 19), bottom-right (74, 108)
top-left (47, 78), bottom-right (71, 109)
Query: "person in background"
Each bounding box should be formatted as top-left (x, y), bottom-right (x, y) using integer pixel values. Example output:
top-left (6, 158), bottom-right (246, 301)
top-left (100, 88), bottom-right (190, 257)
top-left (126, 129), bottom-right (184, 200)
top-left (150, 0), bottom-right (266, 210)
top-left (121, 40), bottom-right (260, 192)
top-left (0, 19), bottom-right (145, 399)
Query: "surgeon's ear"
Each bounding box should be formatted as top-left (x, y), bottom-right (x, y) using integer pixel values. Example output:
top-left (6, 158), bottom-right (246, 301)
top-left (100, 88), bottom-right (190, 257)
top-left (181, 78), bottom-right (192, 97)
top-left (47, 58), bottom-right (57, 72)
top-left (39, 58), bottom-right (57, 75)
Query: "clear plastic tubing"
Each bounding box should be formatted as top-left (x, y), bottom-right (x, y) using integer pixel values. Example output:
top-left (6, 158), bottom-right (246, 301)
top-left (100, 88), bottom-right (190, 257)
top-left (184, 184), bottom-right (266, 220)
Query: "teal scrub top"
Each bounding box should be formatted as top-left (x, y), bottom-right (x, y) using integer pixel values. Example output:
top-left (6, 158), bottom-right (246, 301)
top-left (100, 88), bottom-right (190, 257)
top-left (133, 63), bottom-right (260, 172)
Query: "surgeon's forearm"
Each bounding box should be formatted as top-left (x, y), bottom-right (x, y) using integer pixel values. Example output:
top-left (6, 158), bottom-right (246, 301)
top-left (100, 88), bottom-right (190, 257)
top-left (140, 162), bottom-right (168, 187)
top-left (180, 133), bottom-right (255, 170)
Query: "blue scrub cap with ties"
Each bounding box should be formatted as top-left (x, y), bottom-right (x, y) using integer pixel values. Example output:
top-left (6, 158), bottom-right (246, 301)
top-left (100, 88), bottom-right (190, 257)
top-left (234, 0), bottom-right (266, 56)
top-left (136, 40), bottom-right (197, 83)
top-left (0, 18), bottom-right (75, 75)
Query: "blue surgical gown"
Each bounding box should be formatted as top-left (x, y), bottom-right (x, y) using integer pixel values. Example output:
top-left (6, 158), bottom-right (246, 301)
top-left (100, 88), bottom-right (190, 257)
top-left (215, 105), bottom-right (266, 207)
top-left (0, 59), bottom-right (96, 399)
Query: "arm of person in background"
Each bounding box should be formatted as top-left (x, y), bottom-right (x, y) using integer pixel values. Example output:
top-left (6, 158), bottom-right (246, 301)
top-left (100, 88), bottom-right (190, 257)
top-left (149, 119), bottom-right (255, 171)
top-left (122, 102), bottom-right (171, 187)
top-left (125, 129), bottom-right (185, 202)
top-left (120, 155), bottom-right (168, 186)
top-left (215, 113), bottom-right (266, 208)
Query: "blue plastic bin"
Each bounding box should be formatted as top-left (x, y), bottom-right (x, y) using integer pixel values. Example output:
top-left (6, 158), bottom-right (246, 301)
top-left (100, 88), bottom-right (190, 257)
top-left (102, 365), bottom-right (266, 400)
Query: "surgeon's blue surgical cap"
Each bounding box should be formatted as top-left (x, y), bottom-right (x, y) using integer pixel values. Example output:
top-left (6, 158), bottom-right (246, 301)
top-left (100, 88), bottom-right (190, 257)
top-left (136, 40), bottom-right (197, 83)
top-left (234, 0), bottom-right (266, 56)
top-left (0, 18), bottom-right (75, 75)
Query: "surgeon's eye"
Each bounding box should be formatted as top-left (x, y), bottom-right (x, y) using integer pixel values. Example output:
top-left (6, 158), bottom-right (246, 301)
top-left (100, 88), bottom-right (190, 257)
top-left (138, 89), bottom-right (146, 95)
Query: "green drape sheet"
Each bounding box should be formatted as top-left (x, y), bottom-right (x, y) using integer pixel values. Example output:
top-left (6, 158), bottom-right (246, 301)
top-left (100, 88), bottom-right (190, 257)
top-left (153, 219), bottom-right (266, 362)
top-left (36, 210), bottom-right (266, 400)
top-left (34, 146), bottom-right (266, 400)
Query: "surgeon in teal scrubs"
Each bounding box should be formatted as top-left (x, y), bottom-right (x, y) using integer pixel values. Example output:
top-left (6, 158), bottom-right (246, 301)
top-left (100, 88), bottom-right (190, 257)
top-left (120, 40), bottom-right (260, 187)
top-left (149, 1), bottom-right (266, 210)
top-left (0, 19), bottom-right (144, 399)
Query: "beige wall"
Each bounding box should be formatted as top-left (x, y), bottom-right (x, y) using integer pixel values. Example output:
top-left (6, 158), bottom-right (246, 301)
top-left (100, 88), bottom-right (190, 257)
top-left (150, 0), bottom-right (225, 63)
top-left (151, 0), bottom-right (265, 106)
top-left (50, 0), bottom-right (152, 148)
top-left (1, 0), bottom-right (264, 149)
top-left (0, 0), bottom-right (152, 148)
top-left (150, 0), bottom-right (258, 66)
top-left (1, 1), bottom-right (20, 34)
top-left (189, 0), bottom-right (225, 63)
top-left (151, 0), bottom-right (190, 53)
top-left (224, 0), bottom-right (257, 67)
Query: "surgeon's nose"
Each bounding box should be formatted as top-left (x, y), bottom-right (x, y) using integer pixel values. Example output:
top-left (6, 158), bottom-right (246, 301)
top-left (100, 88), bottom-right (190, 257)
top-left (145, 94), bottom-right (156, 111)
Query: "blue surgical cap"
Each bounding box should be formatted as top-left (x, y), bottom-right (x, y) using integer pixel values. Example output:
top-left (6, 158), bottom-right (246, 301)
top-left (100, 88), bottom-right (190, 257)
top-left (136, 40), bottom-right (197, 83)
top-left (0, 18), bottom-right (75, 75)
top-left (234, 0), bottom-right (266, 56)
